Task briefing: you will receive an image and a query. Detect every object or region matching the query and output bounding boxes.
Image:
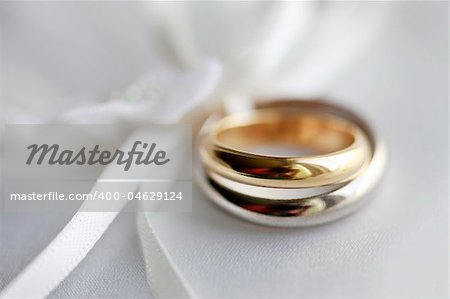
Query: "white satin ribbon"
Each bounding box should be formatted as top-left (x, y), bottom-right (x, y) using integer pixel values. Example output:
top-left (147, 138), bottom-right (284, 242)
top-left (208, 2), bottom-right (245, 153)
top-left (1, 3), bottom-right (389, 297)
top-left (137, 212), bottom-right (197, 299)
top-left (0, 133), bottom-right (142, 299)
top-left (0, 61), bottom-right (220, 299)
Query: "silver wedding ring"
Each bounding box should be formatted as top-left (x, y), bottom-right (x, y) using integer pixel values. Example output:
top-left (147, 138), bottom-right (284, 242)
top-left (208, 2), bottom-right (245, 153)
top-left (195, 99), bottom-right (387, 227)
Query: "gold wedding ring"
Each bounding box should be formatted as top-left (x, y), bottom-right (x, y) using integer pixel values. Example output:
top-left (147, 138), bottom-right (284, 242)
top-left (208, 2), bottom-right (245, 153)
top-left (196, 99), bottom-right (386, 227)
top-left (200, 108), bottom-right (372, 188)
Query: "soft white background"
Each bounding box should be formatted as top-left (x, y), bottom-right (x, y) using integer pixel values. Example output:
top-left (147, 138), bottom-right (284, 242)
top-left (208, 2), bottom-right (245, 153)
top-left (0, 2), bottom-right (448, 298)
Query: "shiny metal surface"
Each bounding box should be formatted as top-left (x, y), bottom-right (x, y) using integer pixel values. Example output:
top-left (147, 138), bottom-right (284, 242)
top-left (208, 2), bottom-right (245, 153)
top-left (200, 108), bottom-right (372, 188)
top-left (207, 170), bottom-right (346, 200)
top-left (195, 99), bottom-right (387, 227)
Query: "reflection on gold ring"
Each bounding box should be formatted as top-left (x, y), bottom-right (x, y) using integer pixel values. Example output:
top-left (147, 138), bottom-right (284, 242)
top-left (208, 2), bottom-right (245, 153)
top-left (200, 108), bottom-right (372, 188)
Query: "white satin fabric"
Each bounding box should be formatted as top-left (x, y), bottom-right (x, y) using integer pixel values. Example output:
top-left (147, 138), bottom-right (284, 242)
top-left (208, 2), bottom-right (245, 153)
top-left (1, 61), bottom-right (221, 299)
top-left (0, 2), bottom-right (447, 298)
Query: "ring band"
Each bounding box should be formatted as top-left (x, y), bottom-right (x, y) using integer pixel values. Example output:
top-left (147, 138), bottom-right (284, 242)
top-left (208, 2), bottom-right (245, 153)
top-left (200, 105), bottom-right (372, 188)
top-left (195, 99), bottom-right (386, 227)
top-left (207, 170), bottom-right (347, 200)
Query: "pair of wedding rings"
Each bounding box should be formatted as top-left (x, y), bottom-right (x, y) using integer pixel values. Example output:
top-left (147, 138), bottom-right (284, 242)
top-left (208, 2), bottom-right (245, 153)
top-left (196, 99), bottom-right (386, 227)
